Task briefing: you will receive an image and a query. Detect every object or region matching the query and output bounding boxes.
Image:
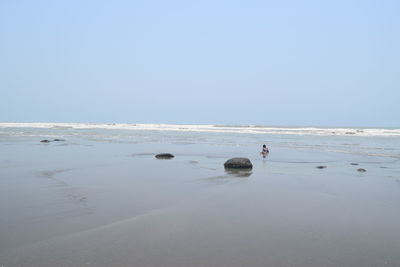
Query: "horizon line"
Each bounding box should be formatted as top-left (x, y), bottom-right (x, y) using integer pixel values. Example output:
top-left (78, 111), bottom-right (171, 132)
top-left (0, 121), bottom-right (399, 129)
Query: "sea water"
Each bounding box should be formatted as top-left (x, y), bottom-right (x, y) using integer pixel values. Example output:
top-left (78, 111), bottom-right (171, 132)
top-left (1, 122), bottom-right (400, 158)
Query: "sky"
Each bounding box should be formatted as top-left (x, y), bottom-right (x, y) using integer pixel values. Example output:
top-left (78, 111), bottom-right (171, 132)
top-left (0, 0), bottom-right (399, 127)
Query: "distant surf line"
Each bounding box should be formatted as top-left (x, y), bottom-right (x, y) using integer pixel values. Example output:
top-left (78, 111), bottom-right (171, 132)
top-left (0, 122), bottom-right (400, 137)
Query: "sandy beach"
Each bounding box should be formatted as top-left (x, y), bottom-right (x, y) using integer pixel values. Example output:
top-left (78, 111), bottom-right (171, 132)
top-left (1, 124), bottom-right (400, 267)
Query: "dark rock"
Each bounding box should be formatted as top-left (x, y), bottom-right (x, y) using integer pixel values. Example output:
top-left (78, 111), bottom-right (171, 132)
top-left (53, 139), bottom-right (65, 141)
top-left (155, 153), bottom-right (174, 159)
top-left (40, 140), bottom-right (51, 143)
top-left (224, 158), bottom-right (253, 169)
top-left (357, 168), bottom-right (366, 172)
top-left (351, 163), bottom-right (359, 165)
top-left (316, 166), bottom-right (327, 169)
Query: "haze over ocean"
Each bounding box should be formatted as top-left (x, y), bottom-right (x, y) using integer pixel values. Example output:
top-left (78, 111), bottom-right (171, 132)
top-left (1, 0), bottom-right (399, 127)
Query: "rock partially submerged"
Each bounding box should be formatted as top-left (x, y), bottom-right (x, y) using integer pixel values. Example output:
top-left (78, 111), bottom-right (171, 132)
top-left (351, 163), bottom-right (359, 166)
top-left (357, 168), bottom-right (366, 172)
top-left (155, 153), bottom-right (174, 159)
top-left (316, 166), bottom-right (327, 169)
top-left (224, 158), bottom-right (253, 169)
top-left (53, 139), bottom-right (65, 141)
top-left (40, 140), bottom-right (51, 143)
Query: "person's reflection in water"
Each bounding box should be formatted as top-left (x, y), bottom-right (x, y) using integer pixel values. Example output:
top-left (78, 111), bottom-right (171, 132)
top-left (262, 158), bottom-right (268, 169)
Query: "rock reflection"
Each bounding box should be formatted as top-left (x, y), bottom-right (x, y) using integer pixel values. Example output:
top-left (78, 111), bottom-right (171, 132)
top-left (224, 168), bottom-right (252, 177)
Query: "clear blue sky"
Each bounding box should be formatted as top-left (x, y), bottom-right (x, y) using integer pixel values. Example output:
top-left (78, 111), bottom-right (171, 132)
top-left (1, 0), bottom-right (399, 127)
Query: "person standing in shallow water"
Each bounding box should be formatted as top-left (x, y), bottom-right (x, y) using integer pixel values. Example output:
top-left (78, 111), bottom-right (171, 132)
top-left (261, 144), bottom-right (269, 158)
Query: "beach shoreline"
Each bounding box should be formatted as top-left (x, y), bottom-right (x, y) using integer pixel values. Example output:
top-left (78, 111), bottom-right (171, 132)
top-left (1, 125), bottom-right (400, 266)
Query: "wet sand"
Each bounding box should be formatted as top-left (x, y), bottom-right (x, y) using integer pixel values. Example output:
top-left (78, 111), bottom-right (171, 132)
top-left (1, 139), bottom-right (400, 267)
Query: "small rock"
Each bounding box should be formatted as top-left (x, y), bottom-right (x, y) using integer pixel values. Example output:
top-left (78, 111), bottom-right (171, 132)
top-left (224, 158), bottom-right (253, 169)
top-left (350, 163), bottom-right (359, 166)
top-left (53, 139), bottom-right (65, 141)
top-left (316, 166), bottom-right (327, 169)
top-left (357, 168), bottom-right (366, 172)
top-left (40, 140), bottom-right (51, 143)
top-left (155, 153), bottom-right (174, 159)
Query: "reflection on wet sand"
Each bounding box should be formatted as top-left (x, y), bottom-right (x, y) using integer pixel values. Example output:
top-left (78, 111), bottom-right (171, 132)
top-left (224, 168), bottom-right (253, 177)
top-left (198, 167), bottom-right (252, 185)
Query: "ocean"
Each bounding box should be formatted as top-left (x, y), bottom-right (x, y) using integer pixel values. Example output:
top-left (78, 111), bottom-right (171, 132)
top-left (1, 122), bottom-right (400, 159)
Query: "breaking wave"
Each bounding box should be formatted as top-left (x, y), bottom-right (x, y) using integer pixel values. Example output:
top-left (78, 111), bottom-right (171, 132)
top-left (0, 122), bottom-right (399, 137)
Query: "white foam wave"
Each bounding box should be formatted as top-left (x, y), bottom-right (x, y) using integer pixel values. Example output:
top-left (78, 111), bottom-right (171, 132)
top-left (0, 123), bottom-right (399, 137)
